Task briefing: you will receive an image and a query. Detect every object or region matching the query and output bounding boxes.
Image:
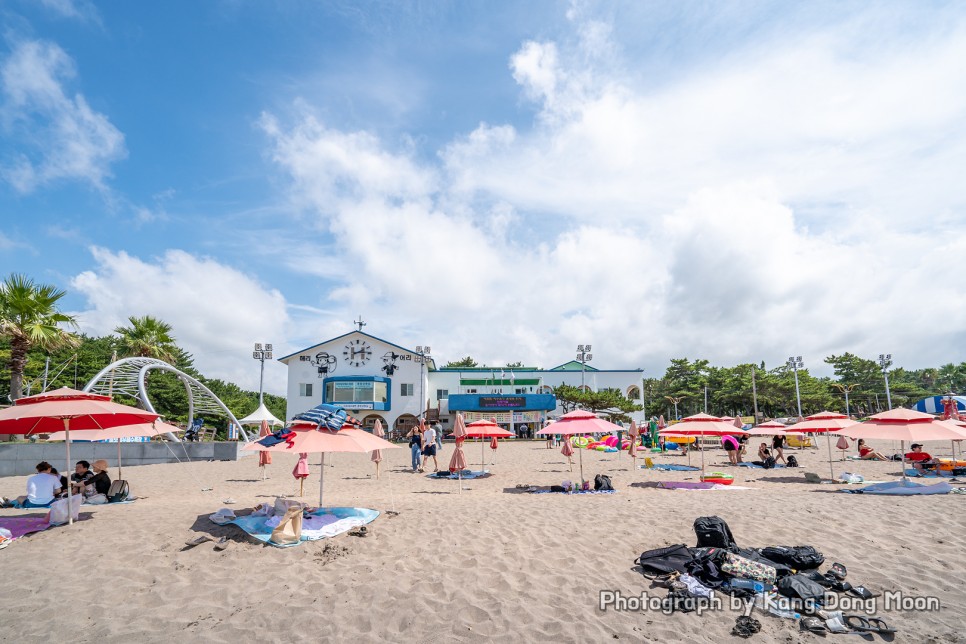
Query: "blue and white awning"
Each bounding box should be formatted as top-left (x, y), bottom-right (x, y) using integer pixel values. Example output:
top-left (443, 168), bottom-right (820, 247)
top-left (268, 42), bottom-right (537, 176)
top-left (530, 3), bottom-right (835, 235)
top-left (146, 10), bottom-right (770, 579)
top-left (912, 395), bottom-right (966, 414)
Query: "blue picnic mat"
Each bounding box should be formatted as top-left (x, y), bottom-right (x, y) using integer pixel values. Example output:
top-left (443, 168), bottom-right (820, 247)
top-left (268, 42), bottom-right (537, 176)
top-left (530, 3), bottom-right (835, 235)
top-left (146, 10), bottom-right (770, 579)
top-left (642, 464), bottom-right (700, 471)
top-left (230, 507), bottom-right (379, 548)
top-left (531, 489), bottom-right (617, 495)
top-left (428, 469), bottom-right (490, 480)
top-left (736, 462), bottom-right (786, 469)
top-left (841, 480), bottom-right (953, 495)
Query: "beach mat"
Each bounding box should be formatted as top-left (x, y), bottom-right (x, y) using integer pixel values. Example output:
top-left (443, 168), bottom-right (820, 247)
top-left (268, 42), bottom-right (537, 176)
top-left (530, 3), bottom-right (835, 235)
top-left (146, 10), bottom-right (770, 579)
top-left (529, 489), bottom-right (616, 495)
top-left (655, 481), bottom-right (755, 491)
top-left (230, 507), bottom-right (379, 547)
top-left (641, 464), bottom-right (700, 472)
top-left (0, 516), bottom-right (52, 540)
top-left (427, 470), bottom-right (490, 480)
top-left (903, 469), bottom-right (953, 478)
top-left (841, 480), bottom-right (953, 496)
top-left (735, 463), bottom-right (786, 469)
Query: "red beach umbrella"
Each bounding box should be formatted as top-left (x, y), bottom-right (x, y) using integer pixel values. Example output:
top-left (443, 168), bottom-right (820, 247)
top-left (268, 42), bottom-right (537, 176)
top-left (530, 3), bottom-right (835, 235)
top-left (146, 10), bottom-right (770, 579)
top-left (537, 410), bottom-right (623, 482)
top-left (658, 413), bottom-right (748, 476)
top-left (0, 387), bottom-right (159, 525)
top-left (449, 414), bottom-right (469, 493)
top-left (258, 420), bottom-right (272, 478)
top-left (785, 411), bottom-right (859, 481)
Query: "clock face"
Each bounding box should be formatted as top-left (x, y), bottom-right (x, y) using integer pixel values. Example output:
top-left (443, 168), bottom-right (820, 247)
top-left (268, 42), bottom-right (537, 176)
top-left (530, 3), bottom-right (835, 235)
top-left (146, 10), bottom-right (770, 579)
top-left (342, 339), bottom-right (373, 367)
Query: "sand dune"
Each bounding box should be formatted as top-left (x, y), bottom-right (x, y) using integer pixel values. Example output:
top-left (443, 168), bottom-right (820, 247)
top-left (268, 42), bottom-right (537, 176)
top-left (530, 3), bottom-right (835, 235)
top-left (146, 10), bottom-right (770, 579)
top-left (1, 441), bottom-right (964, 643)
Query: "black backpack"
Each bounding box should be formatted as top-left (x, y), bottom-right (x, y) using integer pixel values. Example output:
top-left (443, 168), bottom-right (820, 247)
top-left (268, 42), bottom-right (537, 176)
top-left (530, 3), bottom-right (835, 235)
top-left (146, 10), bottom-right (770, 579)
top-left (594, 474), bottom-right (613, 491)
top-left (762, 456), bottom-right (776, 469)
top-left (786, 455), bottom-right (799, 468)
top-left (636, 544), bottom-right (694, 578)
top-left (760, 545), bottom-right (824, 571)
top-left (687, 547), bottom-right (728, 588)
top-left (694, 516), bottom-right (738, 551)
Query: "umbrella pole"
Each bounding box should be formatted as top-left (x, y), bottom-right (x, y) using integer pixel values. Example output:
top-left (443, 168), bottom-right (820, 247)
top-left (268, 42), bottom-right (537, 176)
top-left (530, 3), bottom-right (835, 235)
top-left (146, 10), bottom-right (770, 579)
top-left (700, 432), bottom-right (705, 478)
top-left (481, 437), bottom-right (485, 474)
top-left (299, 477), bottom-right (304, 497)
top-left (319, 452), bottom-right (326, 507)
top-left (579, 447), bottom-right (584, 484)
top-left (900, 440), bottom-right (907, 482)
top-left (63, 418), bottom-right (74, 526)
top-left (117, 440), bottom-right (122, 480)
top-left (375, 460), bottom-right (380, 480)
top-left (826, 433), bottom-right (835, 482)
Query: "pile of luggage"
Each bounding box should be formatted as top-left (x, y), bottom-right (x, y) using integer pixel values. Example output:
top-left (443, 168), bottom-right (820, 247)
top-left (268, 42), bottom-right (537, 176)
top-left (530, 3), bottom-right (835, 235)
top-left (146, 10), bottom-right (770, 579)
top-left (636, 516), bottom-right (896, 637)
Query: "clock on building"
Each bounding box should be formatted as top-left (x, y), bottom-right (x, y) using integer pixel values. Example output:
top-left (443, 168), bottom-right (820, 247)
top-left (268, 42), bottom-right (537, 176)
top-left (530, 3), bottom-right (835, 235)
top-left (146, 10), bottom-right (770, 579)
top-left (343, 339), bottom-right (373, 367)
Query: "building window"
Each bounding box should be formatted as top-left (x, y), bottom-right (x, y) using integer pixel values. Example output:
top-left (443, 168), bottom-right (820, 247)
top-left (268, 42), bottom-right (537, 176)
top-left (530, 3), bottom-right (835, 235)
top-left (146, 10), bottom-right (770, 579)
top-left (515, 388), bottom-right (526, 394)
top-left (436, 389), bottom-right (449, 400)
top-left (324, 380), bottom-right (388, 404)
top-left (400, 383), bottom-right (414, 397)
top-left (299, 383), bottom-right (313, 397)
top-left (465, 388), bottom-right (477, 394)
top-left (627, 385), bottom-right (641, 399)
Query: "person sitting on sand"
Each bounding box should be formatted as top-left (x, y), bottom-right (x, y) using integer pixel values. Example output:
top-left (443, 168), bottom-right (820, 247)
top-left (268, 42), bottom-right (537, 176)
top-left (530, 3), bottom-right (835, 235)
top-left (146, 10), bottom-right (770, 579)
top-left (857, 439), bottom-right (887, 461)
top-left (71, 460), bottom-right (95, 496)
top-left (85, 460), bottom-right (113, 496)
top-left (905, 443), bottom-right (939, 475)
top-left (10, 462), bottom-right (62, 508)
top-left (49, 467), bottom-right (69, 497)
top-left (771, 433), bottom-right (786, 464)
top-left (421, 423), bottom-right (439, 473)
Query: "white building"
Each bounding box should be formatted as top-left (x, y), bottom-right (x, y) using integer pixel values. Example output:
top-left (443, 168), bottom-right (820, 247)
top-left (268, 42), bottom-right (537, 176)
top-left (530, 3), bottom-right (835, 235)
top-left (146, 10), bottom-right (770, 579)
top-left (279, 329), bottom-right (646, 437)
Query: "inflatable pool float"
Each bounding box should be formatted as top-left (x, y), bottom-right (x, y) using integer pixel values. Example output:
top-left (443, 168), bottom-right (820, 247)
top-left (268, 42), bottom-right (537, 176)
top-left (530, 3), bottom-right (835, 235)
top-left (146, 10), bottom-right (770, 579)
top-left (664, 442), bottom-right (679, 450)
top-left (938, 459), bottom-right (966, 471)
top-left (604, 447), bottom-right (618, 453)
top-left (700, 472), bottom-right (734, 485)
top-left (572, 437), bottom-right (589, 448)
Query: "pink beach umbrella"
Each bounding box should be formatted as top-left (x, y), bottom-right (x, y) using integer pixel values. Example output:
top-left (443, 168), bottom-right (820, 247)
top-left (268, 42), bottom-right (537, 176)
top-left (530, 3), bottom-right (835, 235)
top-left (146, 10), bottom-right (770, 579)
top-left (537, 410), bottom-right (622, 483)
top-left (257, 420), bottom-right (272, 479)
top-left (785, 411), bottom-right (859, 481)
top-left (244, 422), bottom-right (399, 506)
top-left (560, 434), bottom-right (575, 471)
top-left (449, 414), bottom-right (469, 493)
top-left (46, 419), bottom-right (177, 480)
top-left (659, 413), bottom-right (749, 477)
top-left (293, 453), bottom-right (310, 497)
top-left (371, 419), bottom-right (385, 479)
top-left (745, 420), bottom-right (787, 436)
top-left (839, 408), bottom-right (966, 480)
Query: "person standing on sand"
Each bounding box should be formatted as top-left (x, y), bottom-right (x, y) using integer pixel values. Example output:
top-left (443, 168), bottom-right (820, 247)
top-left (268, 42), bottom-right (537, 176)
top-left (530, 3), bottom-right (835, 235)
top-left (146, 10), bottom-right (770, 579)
top-left (422, 422), bottom-right (439, 472)
top-left (433, 421), bottom-right (443, 451)
top-left (407, 423), bottom-right (423, 473)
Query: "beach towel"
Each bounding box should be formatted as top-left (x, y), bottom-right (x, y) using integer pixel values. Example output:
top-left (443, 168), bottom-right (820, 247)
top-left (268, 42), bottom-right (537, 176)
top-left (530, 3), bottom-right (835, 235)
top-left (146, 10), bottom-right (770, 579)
top-left (904, 469), bottom-right (953, 478)
top-left (641, 464), bottom-right (701, 471)
top-left (0, 516), bottom-right (52, 540)
top-left (230, 507), bottom-right (379, 547)
top-left (428, 469), bottom-right (489, 480)
top-left (656, 481), bottom-right (755, 491)
top-left (841, 480), bottom-right (953, 496)
top-left (530, 489), bottom-right (617, 495)
top-left (736, 462), bottom-right (786, 469)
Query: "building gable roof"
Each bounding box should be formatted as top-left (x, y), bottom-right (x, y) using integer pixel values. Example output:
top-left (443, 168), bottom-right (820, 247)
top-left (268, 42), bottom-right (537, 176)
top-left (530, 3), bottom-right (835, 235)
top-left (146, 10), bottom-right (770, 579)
top-left (548, 360), bottom-right (599, 372)
top-left (278, 330), bottom-right (437, 369)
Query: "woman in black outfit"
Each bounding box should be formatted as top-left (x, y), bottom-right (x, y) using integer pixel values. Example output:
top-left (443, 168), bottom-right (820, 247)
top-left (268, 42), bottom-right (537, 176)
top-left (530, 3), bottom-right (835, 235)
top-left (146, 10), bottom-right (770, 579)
top-left (771, 433), bottom-right (786, 464)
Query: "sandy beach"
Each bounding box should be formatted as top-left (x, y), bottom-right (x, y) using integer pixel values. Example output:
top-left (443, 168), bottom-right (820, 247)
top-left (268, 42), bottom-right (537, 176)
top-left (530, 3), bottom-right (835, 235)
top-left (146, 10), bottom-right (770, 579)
top-left (1, 441), bottom-right (964, 643)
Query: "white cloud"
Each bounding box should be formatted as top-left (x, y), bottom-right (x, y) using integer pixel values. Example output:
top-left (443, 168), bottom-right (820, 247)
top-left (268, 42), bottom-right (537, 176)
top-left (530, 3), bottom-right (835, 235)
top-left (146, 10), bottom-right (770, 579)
top-left (255, 4), bottom-right (966, 377)
top-left (0, 39), bottom-right (125, 193)
top-left (71, 248), bottom-right (293, 394)
top-left (39, 0), bottom-right (102, 25)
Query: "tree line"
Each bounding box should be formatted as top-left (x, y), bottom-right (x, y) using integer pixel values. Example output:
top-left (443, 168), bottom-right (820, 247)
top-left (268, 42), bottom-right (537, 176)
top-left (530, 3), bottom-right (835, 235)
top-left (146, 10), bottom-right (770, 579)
top-left (0, 274), bottom-right (285, 434)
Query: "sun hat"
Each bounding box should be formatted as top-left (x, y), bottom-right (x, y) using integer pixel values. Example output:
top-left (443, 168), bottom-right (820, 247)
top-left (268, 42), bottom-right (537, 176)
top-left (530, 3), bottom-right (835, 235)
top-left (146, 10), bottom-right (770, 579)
top-left (92, 459), bottom-right (109, 472)
top-left (208, 508), bottom-right (236, 525)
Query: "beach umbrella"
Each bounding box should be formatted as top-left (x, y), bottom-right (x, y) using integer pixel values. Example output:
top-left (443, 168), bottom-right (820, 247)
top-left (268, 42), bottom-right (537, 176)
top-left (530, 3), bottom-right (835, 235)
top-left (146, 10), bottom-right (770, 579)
top-left (45, 419), bottom-right (176, 480)
top-left (371, 419), bottom-right (385, 479)
top-left (293, 403), bottom-right (348, 431)
top-left (627, 421), bottom-right (639, 466)
top-left (449, 414), bottom-right (469, 494)
top-left (839, 408), bottom-right (966, 480)
top-left (658, 413), bottom-right (749, 477)
top-left (0, 387), bottom-right (159, 525)
top-left (257, 420), bottom-right (272, 479)
top-left (244, 421), bottom-right (399, 506)
top-left (785, 411), bottom-right (859, 481)
top-left (293, 453), bottom-right (310, 497)
top-left (537, 410), bottom-right (622, 482)
top-left (745, 420), bottom-right (787, 436)
top-left (465, 419), bottom-right (512, 472)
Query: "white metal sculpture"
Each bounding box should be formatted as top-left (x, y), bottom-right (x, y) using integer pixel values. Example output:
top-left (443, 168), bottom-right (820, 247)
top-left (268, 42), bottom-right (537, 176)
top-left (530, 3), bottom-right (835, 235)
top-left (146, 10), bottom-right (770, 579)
top-left (83, 357), bottom-right (250, 442)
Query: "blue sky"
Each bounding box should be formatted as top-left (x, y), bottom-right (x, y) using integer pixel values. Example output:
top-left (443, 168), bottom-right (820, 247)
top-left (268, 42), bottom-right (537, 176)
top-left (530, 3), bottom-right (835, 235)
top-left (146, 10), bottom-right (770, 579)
top-left (2, 1), bottom-right (965, 393)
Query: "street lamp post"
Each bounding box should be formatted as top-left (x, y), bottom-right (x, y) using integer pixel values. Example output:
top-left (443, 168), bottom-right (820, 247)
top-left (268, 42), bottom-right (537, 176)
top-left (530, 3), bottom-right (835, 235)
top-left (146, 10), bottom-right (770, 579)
top-left (787, 356), bottom-right (804, 419)
top-left (252, 343), bottom-right (273, 405)
top-left (577, 345), bottom-right (593, 389)
top-left (665, 395), bottom-right (684, 421)
top-left (831, 383), bottom-right (858, 418)
top-left (878, 354), bottom-right (893, 410)
top-left (415, 345), bottom-right (432, 421)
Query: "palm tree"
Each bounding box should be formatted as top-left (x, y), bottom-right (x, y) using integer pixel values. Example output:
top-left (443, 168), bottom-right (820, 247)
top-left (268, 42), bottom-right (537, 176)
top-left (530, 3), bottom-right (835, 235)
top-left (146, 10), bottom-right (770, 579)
top-left (0, 274), bottom-right (79, 400)
top-left (113, 315), bottom-right (177, 363)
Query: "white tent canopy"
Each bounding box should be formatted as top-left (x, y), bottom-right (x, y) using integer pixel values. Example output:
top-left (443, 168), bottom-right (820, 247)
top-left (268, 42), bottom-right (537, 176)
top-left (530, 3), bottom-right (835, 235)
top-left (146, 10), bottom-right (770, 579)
top-left (237, 402), bottom-right (283, 427)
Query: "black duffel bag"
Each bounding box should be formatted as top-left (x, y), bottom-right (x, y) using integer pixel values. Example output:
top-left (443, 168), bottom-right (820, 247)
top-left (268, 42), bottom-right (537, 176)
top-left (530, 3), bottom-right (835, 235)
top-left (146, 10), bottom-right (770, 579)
top-left (777, 573), bottom-right (827, 603)
top-left (637, 544), bottom-right (694, 578)
top-left (760, 545), bottom-right (824, 571)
